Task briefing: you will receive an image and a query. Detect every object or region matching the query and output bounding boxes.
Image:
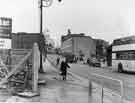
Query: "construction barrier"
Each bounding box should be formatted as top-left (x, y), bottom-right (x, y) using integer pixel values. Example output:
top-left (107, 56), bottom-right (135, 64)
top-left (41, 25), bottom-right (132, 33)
top-left (0, 43), bottom-right (40, 96)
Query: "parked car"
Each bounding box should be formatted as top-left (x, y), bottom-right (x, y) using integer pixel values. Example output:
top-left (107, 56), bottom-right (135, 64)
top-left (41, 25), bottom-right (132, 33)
top-left (88, 58), bottom-right (101, 67)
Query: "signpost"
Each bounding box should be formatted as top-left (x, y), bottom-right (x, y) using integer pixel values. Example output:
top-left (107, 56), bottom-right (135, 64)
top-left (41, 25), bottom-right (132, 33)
top-left (0, 38), bottom-right (11, 49)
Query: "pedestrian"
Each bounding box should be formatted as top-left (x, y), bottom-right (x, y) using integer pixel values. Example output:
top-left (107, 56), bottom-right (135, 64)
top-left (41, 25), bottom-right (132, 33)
top-left (75, 56), bottom-right (78, 63)
top-left (60, 59), bottom-right (70, 80)
top-left (56, 57), bottom-right (60, 65)
top-left (87, 58), bottom-right (90, 64)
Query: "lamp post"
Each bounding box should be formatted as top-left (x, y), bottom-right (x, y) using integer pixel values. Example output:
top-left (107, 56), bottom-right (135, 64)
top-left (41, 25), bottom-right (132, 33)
top-left (39, 0), bottom-right (62, 73)
top-left (39, 0), bottom-right (61, 34)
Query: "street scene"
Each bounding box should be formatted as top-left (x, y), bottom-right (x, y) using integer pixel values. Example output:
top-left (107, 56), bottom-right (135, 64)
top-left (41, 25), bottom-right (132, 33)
top-left (0, 0), bottom-right (135, 103)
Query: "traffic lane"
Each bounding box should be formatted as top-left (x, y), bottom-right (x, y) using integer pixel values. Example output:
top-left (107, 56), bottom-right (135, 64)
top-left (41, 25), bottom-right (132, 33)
top-left (70, 63), bottom-right (135, 85)
top-left (69, 63), bottom-right (135, 101)
top-left (47, 55), bottom-right (135, 100)
top-left (47, 55), bottom-right (135, 101)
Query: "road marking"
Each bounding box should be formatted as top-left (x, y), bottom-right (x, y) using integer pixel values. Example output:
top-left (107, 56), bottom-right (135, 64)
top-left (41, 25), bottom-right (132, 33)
top-left (90, 73), bottom-right (123, 83)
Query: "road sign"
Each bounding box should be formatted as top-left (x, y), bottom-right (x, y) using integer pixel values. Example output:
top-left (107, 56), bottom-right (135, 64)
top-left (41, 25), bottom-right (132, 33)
top-left (0, 17), bottom-right (12, 38)
top-left (0, 38), bottom-right (11, 49)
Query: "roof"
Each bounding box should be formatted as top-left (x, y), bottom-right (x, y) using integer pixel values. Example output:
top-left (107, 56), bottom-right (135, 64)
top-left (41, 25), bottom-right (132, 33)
top-left (113, 35), bottom-right (135, 45)
top-left (61, 33), bottom-right (92, 42)
top-left (16, 32), bottom-right (40, 35)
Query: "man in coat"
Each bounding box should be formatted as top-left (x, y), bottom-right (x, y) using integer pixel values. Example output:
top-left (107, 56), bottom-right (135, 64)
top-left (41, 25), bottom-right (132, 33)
top-left (60, 59), bottom-right (70, 80)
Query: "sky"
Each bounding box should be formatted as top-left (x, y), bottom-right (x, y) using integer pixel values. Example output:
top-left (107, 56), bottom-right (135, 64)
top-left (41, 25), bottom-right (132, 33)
top-left (1, 0), bottom-right (135, 46)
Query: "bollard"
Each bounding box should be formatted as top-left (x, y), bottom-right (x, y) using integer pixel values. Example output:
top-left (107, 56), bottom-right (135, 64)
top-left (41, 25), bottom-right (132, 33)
top-left (101, 87), bottom-right (103, 103)
top-left (32, 43), bottom-right (40, 92)
top-left (88, 80), bottom-right (92, 103)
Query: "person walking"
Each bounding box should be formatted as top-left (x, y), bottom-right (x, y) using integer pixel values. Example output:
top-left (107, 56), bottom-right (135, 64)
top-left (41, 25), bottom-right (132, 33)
top-left (56, 57), bottom-right (60, 65)
top-left (60, 59), bottom-right (70, 80)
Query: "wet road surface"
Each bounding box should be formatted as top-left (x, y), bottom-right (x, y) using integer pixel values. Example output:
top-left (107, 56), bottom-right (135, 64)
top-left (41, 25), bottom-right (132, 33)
top-left (47, 54), bottom-right (135, 103)
top-left (40, 59), bottom-right (89, 103)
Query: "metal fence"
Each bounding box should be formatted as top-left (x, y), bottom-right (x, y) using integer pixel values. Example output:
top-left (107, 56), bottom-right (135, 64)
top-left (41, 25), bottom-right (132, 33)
top-left (88, 73), bottom-right (124, 103)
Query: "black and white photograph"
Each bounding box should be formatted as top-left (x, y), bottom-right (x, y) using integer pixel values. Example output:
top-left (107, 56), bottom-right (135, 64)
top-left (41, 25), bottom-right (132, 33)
top-left (0, 0), bottom-right (134, 103)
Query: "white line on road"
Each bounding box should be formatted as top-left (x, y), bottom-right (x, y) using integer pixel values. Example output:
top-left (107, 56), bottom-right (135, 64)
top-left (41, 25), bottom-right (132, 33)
top-left (89, 73), bottom-right (123, 83)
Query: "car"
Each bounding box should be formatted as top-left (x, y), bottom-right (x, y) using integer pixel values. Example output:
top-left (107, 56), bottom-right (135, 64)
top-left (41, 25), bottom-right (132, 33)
top-left (88, 58), bottom-right (101, 67)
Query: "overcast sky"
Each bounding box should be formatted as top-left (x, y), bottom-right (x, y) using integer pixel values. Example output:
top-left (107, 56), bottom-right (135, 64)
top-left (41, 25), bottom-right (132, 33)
top-left (1, 0), bottom-right (135, 45)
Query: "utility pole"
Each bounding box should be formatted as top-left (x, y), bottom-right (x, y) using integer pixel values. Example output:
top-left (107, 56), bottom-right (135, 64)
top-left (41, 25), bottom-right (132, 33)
top-left (39, 0), bottom-right (45, 73)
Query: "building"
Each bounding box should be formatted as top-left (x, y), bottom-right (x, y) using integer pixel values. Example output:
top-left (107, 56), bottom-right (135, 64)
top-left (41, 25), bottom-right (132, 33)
top-left (0, 17), bottom-right (12, 49)
top-left (11, 32), bottom-right (46, 71)
top-left (0, 17), bottom-right (12, 38)
top-left (0, 17), bottom-right (12, 63)
top-left (61, 33), bottom-right (96, 60)
top-left (11, 32), bottom-right (44, 49)
top-left (93, 39), bottom-right (109, 59)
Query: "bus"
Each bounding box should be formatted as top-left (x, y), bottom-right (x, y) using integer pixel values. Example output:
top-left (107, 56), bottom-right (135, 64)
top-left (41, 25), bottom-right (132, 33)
top-left (112, 35), bottom-right (135, 72)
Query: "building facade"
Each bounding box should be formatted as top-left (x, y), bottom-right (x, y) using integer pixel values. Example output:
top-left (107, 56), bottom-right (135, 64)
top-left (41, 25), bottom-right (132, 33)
top-left (61, 33), bottom-right (96, 60)
top-left (11, 32), bottom-right (42, 49)
top-left (94, 39), bottom-right (109, 59)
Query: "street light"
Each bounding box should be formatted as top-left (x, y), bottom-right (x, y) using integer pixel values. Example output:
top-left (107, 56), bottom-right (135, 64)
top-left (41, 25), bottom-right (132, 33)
top-left (39, 0), bottom-right (62, 34)
top-left (39, 0), bottom-right (62, 72)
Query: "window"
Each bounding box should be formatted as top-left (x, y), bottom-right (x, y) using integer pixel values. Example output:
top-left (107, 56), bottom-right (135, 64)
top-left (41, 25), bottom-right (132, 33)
top-left (116, 51), bottom-right (135, 60)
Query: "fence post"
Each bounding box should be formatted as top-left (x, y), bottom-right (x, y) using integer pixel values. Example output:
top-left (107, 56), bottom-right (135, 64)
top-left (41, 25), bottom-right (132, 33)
top-left (101, 87), bottom-right (103, 103)
top-left (89, 80), bottom-right (92, 96)
top-left (120, 81), bottom-right (124, 103)
top-left (32, 43), bottom-right (40, 92)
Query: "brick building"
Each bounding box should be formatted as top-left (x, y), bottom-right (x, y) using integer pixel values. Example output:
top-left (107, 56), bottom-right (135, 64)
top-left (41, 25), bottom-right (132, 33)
top-left (11, 32), bottom-right (43, 49)
top-left (61, 33), bottom-right (96, 60)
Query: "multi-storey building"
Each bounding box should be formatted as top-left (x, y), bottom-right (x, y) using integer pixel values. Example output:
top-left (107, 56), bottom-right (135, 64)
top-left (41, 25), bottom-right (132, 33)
top-left (61, 33), bottom-right (96, 60)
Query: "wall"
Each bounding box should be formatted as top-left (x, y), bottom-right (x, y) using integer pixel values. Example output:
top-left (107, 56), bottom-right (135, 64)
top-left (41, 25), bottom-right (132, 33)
top-left (12, 33), bottom-right (40, 49)
top-left (61, 37), bottom-right (73, 53)
top-left (73, 36), bottom-right (96, 59)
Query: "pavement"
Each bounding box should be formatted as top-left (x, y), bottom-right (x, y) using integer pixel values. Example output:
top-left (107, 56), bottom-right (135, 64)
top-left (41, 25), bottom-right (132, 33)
top-left (1, 56), bottom-right (89, 103)
top-left (40, 59), bottom-right (89, 103)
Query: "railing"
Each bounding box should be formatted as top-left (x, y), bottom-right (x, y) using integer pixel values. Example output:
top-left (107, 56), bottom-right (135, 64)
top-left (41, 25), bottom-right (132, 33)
top-left (89, 73), bottom-right (124, 103)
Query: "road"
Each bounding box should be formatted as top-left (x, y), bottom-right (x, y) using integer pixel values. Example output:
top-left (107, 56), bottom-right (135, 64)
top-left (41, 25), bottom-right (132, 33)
top-left (47, 54), bottom-right (135, 102)
top-left (69, 63), bottom-right (135, 102)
